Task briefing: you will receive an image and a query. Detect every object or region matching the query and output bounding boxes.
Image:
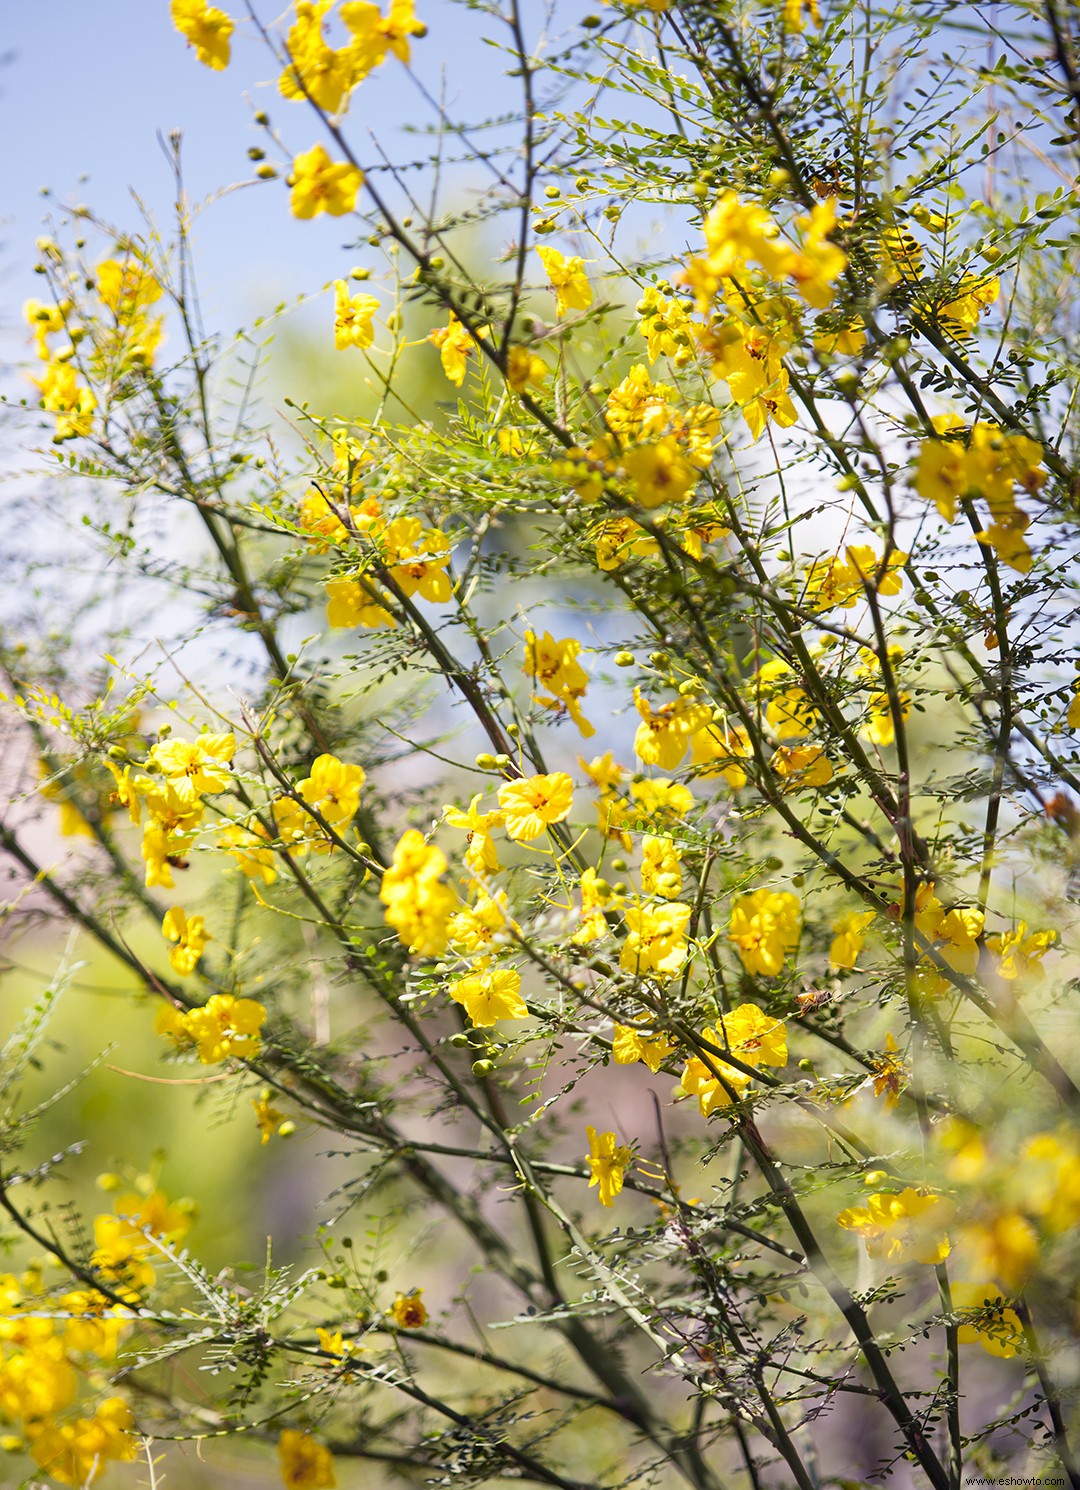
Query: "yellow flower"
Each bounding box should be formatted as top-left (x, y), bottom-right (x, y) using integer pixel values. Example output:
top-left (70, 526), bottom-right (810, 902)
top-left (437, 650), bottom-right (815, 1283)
top-left (950, 1283), bottom-right (1024, 1359)
top-left (525, 630), bottom-right (594, 737)
top-left (317, 1327), bottom-right (348, 1358)
top-left (158, 993), bottom-right (266, 1064)
top-left (620, 900), bottom-right (692, 979)
top-left (593, 515), bottom-right (660, 570)
top-left (443, 794), bottom-right (504, 875)
top-left (290, 144), bottom-right (364, 219)
top-left (931, 273), bottom-right (999, 333)
top-left (448, 965), bottom-right (527, 1026)
top-left (429, 312), bottom-right (479, 386)
top-left (836, 1188), bottom-right (952, 1265)
top-left (253, 1094), bottom-right (286, 1144)
top-left (299, 752), bottom-right (366, 831)
top-left (572, 866), bottom-right (620, 944)
top-left (585, 1126), bottom-right (632, 1207)
top-left (171, 0), bottom-right (234, 69)
top-left (161, 906), bottom-right (210, 976)
top-left (789, 198), bottom-right (846, 308)
top-left (829, 909), bottom-right (875, 971)
top-left (280, 2), bottom-right (360, 113)
top-left (612, 1023), bottom-right (674, 1072)
top-left (702, 191), bottom-right (795, 281)
top-left (447, 890), bottom-right (519, 953)
top-left (380, 830), bottom-right (457, 956)
top-left (985, 921), bottom-right (1056, 982)
top-left (382, 515), bottom-right (452, 602)
top-left (959, 1211), bottom-right (1039, 1291)
top-left (278, 1429), bottom-right (336, 1490)
top-left (218, 820), bottom-right (278, 884)
top-left (498, 772), bottom-right (574, 841)
top-left (640, 835), bottom-right (682, 898)
top-left (813, 314), bottom-right (866, 358)
top-left (148, 731), bottom-right (235, 801)
top-left (343, 0), bottom-right (425, 76)
top-left (753, 657), bottom-right (818, 739)
top-left (805, 545), bottom-right (906, 611)
top-left (326, 575), bottom-right (397, 629)
top-left (770, 743), bottom-right (833, 789)
top-left (333, 281), bottom-right (379, 349)
top-left (635, 284), bottom-right (694, 363)
top-left (679, 1004), bottom-right (787, 1116)
top-left (506, 345), bottom-right (548, 392)
top-left (1021, 1130), bottom-right (1080, 1233)
top-left (33, 362), bottom-right (96, 442)
top-left (880, 225), bottom-right (923, 283)
top-left (388, 1288), bottom-right (428, 1328)
top-left (30, 1397), bottom-right (137, 1486)
top-left (624, 438), bottom-right (698, 509)
top-left (633, 689), bottom-right (711, 770)
top-left (689, 720), bottom-right (750, 788)
top-left (536, 245), bottom-right (593, 319)
top-left (782, 0), bottom-right (820, 32)
top-left (728, 889), bottom-right (800, 976)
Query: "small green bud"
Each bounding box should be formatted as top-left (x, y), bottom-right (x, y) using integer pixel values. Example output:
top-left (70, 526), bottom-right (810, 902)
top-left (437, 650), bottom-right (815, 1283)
top-left (472, 1058), bottom-right (497, 1077)
top-left (614, 650), bottom-right (636, 667)
top-left (449, 1032), bottom-right (470, 1048)
top-left (475, 752), bottom-right (498, 769)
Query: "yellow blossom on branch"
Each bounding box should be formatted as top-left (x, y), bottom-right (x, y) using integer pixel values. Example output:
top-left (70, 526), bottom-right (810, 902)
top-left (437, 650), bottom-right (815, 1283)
top-left (728, 889), bottom-right (800, 976)
top-left (624, 438), bottom-right (698, 508)
top-left (280, 1), bottom-right (359, 113)
top-left (379, 829), bottom-right (457, 956)
top-left (524, 630), bottom-right (594, 737)
top-left (619, 899), bottom-right (692, 979)
top-left (30, 1396), bottom-right (138, 1486)
top-left (148, 731), bottom-right (235, 802)
top-left (278, 1429), bottom-right (337, 1490)
top-left (343, 0), bottom-right (426, 76)
top-left (829, 909), bottom-right (875, 970)
top-left (156, 993), bottom-right (266, 1064)
top-left (389, 1288), bottom-right (428, 1328)
top-left (429, 312), bottom-right (481, 386)
top-left (950, 1283), bottom-right (1024, 1359)
top-left (680, 1004), bottom-right (788, 1116)
top-left (536, 246), bottom-right (593, 319)
top-left (333, 281), bottom-right (379, 349)
top-left (585, 1126), bottom-right (632, 1206)
top-left (448, 964), bottom-right (528, 1026)
top-left (633, 689), bottom-right (711, 770)
top-left (161, 906), bottom-right (210, 976)
top-left (290, 144), bottom-right (364, 219)
top-left (836, 1187), bottom-right (952, 1265)
top-left (443, 795), bottom-right (504, 875)
top-left (611, 1023), bottom-right (675, 1072)
top-left (506, 345), bottom-right (548, 392)
top-left (498, 772), bottom-right (574, 842)
top-left (171, 0), bottom-right (234, 69)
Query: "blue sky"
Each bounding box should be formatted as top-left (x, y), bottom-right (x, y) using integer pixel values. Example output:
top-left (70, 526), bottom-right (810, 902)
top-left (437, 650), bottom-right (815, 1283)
top-left (1, 1), bottom-right (530, 353)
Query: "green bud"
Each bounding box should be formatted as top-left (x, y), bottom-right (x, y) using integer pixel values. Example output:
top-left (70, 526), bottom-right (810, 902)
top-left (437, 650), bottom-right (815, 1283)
top-left (614, 650), bottom-right (636, 667)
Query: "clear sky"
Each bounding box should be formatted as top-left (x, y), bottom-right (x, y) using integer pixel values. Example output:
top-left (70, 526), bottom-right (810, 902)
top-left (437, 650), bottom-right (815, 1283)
top-left (1, 1), bottom-right (529, 354)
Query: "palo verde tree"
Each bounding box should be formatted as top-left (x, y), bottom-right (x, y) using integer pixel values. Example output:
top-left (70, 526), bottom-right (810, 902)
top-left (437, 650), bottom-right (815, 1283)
top-left (5, 0), bottom-right (1080, 1486)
